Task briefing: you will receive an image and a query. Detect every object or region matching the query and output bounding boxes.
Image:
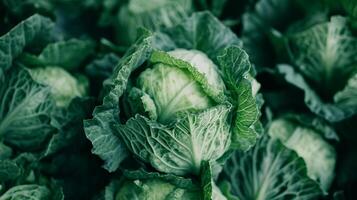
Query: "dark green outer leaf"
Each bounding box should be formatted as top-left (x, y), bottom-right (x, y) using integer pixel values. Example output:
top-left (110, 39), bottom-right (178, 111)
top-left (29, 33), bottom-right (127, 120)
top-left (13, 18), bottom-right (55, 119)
top-left (278, 64), bottom-right (357, 122)
top-left (0, 14), bottom-right (54, 74)
top-left (42, 97), bottom-right (94, 158)
top-left (201, 162), bottom-right (213, 200)
top-left (241, 0), bottom-right (299, 68)
top-left (0, 153), bottom-right (64, 199)
top-left (222, 135), bottom-right (322, 200)
top-left (0, 68), bottom-right (55, 151)
top-left (217, 46), bottom-right (262, 151)
top-left (84, 33), bottom-right (153, 172)
top-left (37, 39), bottom-right (95, 71)
top-left (0, 143), bottom-right (12, 159)
top-left (85, 53), bottom-right (119, 80)
top-left (115, 0), bottom-right (192, 45)
top-left (17, 39), bottom-right (95, 71)
top-left (241, 0), bottom-right (328, 68)
top-left (0, 160), bottom-right (21, 182)
top-left (201, 161), bottom-right (228, 200)
top-left (158, 11), bottom-right (241, 59)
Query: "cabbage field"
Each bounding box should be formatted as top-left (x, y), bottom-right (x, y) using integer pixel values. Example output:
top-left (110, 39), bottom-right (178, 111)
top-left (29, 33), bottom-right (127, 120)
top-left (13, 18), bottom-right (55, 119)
top-left (0, 0), bottom-right (356, 199)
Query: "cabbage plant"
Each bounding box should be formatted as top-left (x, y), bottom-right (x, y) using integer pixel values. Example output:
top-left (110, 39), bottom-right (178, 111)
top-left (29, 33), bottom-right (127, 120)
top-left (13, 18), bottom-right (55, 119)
top-left (279, 16), bottom-right (357, 122)
top-left (268, 116), bottom-right (337, 192)
top-left (0, 15), bottom-right (94, 154)
top-left (0, 14), bottom-right (95, 199)
top-left (220, 114), bottom-right (337, 199)
top-left (241, 0), bottom-right (357, 122)
top-left (1, 0), bottom-right (356, 199)
top-left (85, 12), bottom-right (262, 198)
top-left (241, 0), bottom-right (336, 68)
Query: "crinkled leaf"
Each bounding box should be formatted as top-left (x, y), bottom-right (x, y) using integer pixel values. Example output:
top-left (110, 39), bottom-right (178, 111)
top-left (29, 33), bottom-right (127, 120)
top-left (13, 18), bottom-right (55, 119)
top-left (84, 34), bottom-right (153, 172)
top-left (115, 105), bottom-right (231, 176)
top-left (0, 14), bottom-right (54, 74)
top-left (217, 46), bottom-right (262, 150)
top-left (217, 47), bottom-right (251, 87)
top-left (85, 12), bottom-right (250, 173)
top-left (222, 135), bottom-right (322, 200)
top-left (232, 80), bottom-right (262, 150)
top-left (0, 68), bottom-right (55, 151)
